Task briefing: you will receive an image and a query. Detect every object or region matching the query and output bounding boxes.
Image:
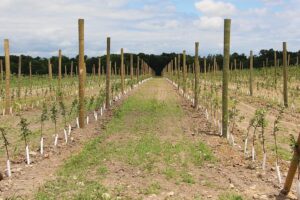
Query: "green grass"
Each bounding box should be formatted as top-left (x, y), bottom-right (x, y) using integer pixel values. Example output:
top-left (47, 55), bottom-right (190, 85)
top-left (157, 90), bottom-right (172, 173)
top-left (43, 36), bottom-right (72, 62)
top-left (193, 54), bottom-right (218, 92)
top-left (97, 165), bottom-right (108, 175)
top-left (163, 167), bottom-right (176, 180)
top-left (35, 79), bottom-right (215, 199)
top-left (141, 182), bottom-right (161, 195)
top-left (218, 192), bottom-right (244, 200)
top-left (180, 171), bottom-right (195, 184)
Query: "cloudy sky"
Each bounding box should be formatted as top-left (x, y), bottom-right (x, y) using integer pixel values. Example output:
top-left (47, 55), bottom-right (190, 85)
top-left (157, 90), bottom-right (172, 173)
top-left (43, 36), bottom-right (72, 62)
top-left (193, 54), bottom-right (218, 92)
top-left (0, 0), bottom-right (299, 57)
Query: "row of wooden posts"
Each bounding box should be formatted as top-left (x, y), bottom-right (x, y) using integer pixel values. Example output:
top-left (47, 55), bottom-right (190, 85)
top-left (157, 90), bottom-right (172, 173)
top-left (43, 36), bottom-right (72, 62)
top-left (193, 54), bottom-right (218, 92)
top-left (163, 18), bottom-right (295, 196)
top-left (0, 54), bottom-right (149, 81)
top-left (1, 19), bottom-right (152, 123)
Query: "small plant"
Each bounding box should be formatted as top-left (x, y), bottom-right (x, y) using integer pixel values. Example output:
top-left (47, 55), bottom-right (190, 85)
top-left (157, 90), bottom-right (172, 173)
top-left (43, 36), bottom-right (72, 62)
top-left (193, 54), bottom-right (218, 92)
top-left (251, 108), bottom-right (268, 169)
top-left (228, 98), bottom-right (244, 144)
top-left (40, 102), bottom-right (48, 154)
top-left (19, 116), bottom-right (32, 164)
top-left (257, 109), bottom-right (268, 170)
top-left (249, 114), bottom-right (259, 161)
top-left (59, 100), bottom-right (67, 128)
top-left (244, 122), bottom-right (252, 156)
top-left (273, 106), bottom-right (284, 183)
top-left (0, 127), bottom-right (11, 177)
top-left (51, 102), bottom-right (58, 146)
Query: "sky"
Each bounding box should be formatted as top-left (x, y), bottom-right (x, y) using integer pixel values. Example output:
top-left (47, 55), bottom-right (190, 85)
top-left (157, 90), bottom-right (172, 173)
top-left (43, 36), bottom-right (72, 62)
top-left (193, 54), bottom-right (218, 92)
top-left (0, 0), bottom-right (299, 57)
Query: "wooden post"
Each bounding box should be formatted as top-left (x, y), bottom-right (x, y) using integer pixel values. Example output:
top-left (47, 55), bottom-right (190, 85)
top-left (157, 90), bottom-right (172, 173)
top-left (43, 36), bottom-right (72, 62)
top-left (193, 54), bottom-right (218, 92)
top-left (121, 48), bottom-right (125, 94)
top-left (274, 51), bottom-right (277, 87)
top-left (249, 50), bottom-right (253, 96)
top-left (130, 54), bottom-right (133, 87)
top-left (92, 64), bottom-right (96, 79)
top-left (183, 50), bottom-right (187, 94)
top-left (78, 19), bottom-right (85, 128)
top-left (48, 59), bottom-right (52, 81)
top-left (174, 57), bottom-right (177, 84)
top-left (58, 49), bottom-right (62, 91)
top-left (194, 42), bottom-right (200, 109)
top-left (282, 133), bottom-right (300, 195)
top-left (283, 42), bottom-right (288, 108)
top-left (0, 59), bottom-right (3, 86)
top-left (29, 61), bottom-right (32, 91)
top-left (18, 55), bottom-right (21, 98)
top-left (177, 54), bottom-right (181, 90)
top-left (106, 37), bottom-right (111, 108)
top-left (137, 56), bottom-right (140, 82)
top-left (222, 19), bottom-right (231, 138)
top-left (98, 57), bottom-right (101, 80)
top-left (4, 39), bottom-right (10, 114)
top-left (64, 65), bottom-right (67, 77)
top-left (70, 61), bottom-right (73, 78)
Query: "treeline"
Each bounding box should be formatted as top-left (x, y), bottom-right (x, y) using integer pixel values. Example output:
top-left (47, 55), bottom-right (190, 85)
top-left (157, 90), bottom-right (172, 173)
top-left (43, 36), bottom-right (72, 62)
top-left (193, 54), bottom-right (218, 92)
top-left (0, 49), bottom-right (299, 76)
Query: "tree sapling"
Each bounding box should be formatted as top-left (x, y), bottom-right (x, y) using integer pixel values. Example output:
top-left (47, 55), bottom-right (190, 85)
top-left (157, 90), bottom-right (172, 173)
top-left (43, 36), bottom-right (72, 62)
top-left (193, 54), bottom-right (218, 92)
top-left (19, 117), bottom-right (32, 165)
top-left (0, 128), bottom-right (11, 177)
top-left (40, 102), bottom-right (48, 154)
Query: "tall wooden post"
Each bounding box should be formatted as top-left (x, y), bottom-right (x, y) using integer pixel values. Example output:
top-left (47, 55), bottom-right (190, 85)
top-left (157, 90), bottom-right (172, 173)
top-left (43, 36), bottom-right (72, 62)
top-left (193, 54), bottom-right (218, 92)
top-left (0, 59), bottom-right (2, 86)
top-left (121, 48), bottom-right (125, 94)
top-left (177, 54), bottom-right (181, 90)
top-left (106, 37), bottom-right (111, 108)
top-left (282, 133), bottom-right (300, 195)
top-left (183, 50), bottom-right (187, 94)
top-left (137, 56), bottom-right (140, 82)
top-left (0, 59), bottom-right (3, 86)
top-left (70, 61), bottom-right (73, 78)
top-left (194, 42), bottom-right (200, 109)
top-left (18, 55), bottom-right (21, 98)
top-left (92, 64), bottom-right (96, 79)
top-left (4, 39), bottom-right (10, 114)
top-left (283, 42), bottom-right (288, 108)
top-left (98, 57), bottom-right (101, 80)
top-left (130, 54), bottom-right (133, 87)
top-left (29, 61), bottom-right (32, 91)
top-left (58, 49), bottom-right (62, 91)
top-left (222, 19), bottom-right (231, 138)
top-left (249, 50), bottom-right (253, 96)
top-left (48, 59), bottom-right (52, 81)
top-left (64, 65), bottom-right (67, 77)
top-left (204, 56), bottom-right (207, 87)
top-left (174, 57), bottom-right (177, 83)
top-left (78, 19), bottom-right (85, 128)
top-left (274, 51), bottom-right (277, 87)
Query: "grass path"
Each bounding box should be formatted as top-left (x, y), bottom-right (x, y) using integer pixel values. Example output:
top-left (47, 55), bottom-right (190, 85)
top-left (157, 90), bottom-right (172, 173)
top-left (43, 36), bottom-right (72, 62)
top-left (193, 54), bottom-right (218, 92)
top-left (36, 78), bottom-right (258, 200)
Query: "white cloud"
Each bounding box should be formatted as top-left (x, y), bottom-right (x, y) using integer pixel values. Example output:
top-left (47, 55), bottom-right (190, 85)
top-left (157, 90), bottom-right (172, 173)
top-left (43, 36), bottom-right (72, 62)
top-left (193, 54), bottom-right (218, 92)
top-left (193, 16), bottom-right (223, 30)
top-left (195, 0), bottom-right (236, 17)
top-left (261, 0), bottom-right (284, 6)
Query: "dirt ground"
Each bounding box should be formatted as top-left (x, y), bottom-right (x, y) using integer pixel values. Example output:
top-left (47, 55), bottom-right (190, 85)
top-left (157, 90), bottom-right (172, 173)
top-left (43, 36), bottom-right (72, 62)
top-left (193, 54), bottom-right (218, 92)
top-left (0, 78), bottom-right (298, 199)
top-left (0, 82), bottom-right (136, 199)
